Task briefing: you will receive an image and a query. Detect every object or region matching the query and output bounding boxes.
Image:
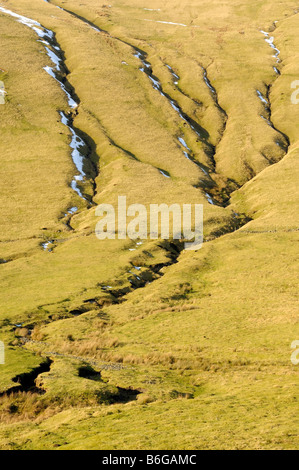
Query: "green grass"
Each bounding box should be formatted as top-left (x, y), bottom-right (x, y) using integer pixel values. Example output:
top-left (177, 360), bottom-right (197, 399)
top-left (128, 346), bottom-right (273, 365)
top-left (0, 0), bottom-right (298, 450)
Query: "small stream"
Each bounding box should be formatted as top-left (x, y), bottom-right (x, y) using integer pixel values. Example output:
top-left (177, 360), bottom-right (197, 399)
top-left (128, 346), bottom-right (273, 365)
top-left (0, 5), bottom-right (93, 215)
top-left (260, 29), bottom-right (281, 74)
top-left (43, 1), bottom-right (216, 200)
top-left (3, 2), bottom-right (221, 206)
top-left (41, 0), bottom-right (219, 203)
top-left (256, 88), bottom-right (288, 150)
top-left (257, 27), bottom-right (289, 151)
top-left (134, 49), bottom-right (216, 186)
top-left (60, 111), bottom-right (89, 201)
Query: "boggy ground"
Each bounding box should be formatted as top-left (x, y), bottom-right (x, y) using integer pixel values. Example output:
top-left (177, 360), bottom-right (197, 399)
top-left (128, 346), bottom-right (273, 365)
top-left (0, 0), bottom-right (298, 450)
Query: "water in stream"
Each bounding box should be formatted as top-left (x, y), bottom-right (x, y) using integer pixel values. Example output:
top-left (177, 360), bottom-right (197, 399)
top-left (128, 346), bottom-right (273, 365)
top-left (0, 6), bottom-right (91, 214)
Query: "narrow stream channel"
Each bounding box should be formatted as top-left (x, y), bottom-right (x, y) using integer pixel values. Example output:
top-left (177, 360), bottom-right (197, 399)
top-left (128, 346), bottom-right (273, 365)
top-left (0, 5), bottom-right (93, 216)
top-left (41, 0), bottom-right (218, 204)
top-left (134, 49), bottom-right (215, 175)
top-left (260, 29), bottom-right (280, 74)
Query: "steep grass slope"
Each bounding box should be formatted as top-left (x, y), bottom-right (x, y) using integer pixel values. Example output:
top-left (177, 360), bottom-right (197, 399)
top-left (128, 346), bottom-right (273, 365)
top-left (0, 0), bottom-right (298, 450)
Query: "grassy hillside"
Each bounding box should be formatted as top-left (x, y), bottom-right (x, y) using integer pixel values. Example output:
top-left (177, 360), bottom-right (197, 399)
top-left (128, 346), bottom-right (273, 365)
top-left (0, 0), bottom-right (298, 450)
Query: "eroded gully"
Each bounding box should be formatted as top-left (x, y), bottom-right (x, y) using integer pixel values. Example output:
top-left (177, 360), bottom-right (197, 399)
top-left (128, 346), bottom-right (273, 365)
top-left (43, 1), bottom-right (292, 203)
top-left (0, 5), bottom-right (98, 218)
top-left (43, 0), bottom-right (228, 206)
top-left (0, 5), bottom-right (289, 268)
top-left (257, 26), bottom-right (290, 153)
top-left (0, 5), bottom-right (244, 321)
top-left (0, 5), bottom-right (293, 385)
top-left (0, 4), bottom-right (291, 254)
